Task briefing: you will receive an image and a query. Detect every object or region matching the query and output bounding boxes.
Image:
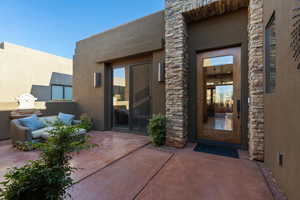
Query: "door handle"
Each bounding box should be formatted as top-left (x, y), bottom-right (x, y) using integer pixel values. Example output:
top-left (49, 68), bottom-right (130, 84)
top-left (237, 100), bottom-right (241, 119)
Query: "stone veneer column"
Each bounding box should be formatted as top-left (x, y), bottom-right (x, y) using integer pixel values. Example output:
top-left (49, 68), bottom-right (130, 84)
top-left (165, 0), bottom-right (189, 148)
top-left (248, 0), bottom-right (265, 161)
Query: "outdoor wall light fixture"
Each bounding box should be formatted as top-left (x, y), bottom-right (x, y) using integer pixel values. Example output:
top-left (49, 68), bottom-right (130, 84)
top-left (94, 72), bottom-right (102, 88)
top-left (158, 62), bottom-right (165, 82)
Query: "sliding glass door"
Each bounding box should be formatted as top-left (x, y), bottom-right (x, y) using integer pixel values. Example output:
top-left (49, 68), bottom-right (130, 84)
top-left (112, 63), bottom-right (151, 132)
top-left (130, 64), bottom-right (151, 131)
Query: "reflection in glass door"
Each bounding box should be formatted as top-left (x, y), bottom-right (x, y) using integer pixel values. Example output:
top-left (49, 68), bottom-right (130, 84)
top-left (113, 67), bottom-right (129, 129)
top-left (112, 64), bottom-right (151, 132)
top-left (203, 56), bottom-right (234, 131)
top-left (197, 48), bottom-right (241, 144)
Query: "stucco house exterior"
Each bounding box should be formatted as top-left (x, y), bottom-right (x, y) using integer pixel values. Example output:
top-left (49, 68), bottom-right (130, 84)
top-left (0, 42), bottom-right (73, 102)
top-left (74, 0), bottom-right (300, 199)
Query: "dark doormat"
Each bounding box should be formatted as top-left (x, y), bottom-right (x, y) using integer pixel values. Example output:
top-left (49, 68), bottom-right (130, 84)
top-left (194, 142), bottom-right (239, 159)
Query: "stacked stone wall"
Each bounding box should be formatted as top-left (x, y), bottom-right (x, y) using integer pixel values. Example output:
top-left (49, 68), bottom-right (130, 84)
top-left (248, 0), bottom-right (265, 161)
top-left (165, 0), bottom-right (219, 148)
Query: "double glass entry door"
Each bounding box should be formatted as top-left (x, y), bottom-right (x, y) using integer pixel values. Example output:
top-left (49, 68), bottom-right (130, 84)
top-left (112, 64), bottom-right (151, 132)
top-left (197, 47), bottom-right (241, 144)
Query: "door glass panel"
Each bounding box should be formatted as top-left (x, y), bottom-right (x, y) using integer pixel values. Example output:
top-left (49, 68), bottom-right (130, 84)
top-left (131, 64), bottom-right (151, 131)
top-left (113, 67), bottom-right (129, 128)
top-left (203, 57), bottom-right (233, 131)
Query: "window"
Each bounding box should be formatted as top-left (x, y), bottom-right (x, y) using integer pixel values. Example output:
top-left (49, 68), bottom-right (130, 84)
top-left (265, 13), bottom-right (276, 93)
top-left (51, 85), bottom-right (73, 100)
top-left (64, 86), bottom-right (73, 100)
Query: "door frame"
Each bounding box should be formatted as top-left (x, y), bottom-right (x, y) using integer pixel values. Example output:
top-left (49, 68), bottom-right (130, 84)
top-left (196, 47), bottom-right (241, 144)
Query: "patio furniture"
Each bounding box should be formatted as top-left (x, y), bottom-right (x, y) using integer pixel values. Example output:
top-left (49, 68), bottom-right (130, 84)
top-left (10, 115), bottom-right (86, 145)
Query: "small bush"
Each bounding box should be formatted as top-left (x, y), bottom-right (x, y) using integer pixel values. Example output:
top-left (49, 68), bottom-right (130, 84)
top-left (0, 123), bottom-right (96, 200)
top-left (0, 160), bottom-right (72, 200)
top-left (15, 141), bottom-right (38, 152)
top-left (78, 114), bottom-right (93, 131)
top-left (147, 114), bottom-right (167, 147)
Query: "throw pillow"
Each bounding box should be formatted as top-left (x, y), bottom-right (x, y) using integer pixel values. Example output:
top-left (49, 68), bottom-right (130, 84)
top-left (58, 112), bottom-right (74, 125)
top-left (18, 114), bottom-right (45, 131)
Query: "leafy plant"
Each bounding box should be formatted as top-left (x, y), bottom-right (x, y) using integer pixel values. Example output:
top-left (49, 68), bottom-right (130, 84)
top-left (77, 114), bottom-right (93, 131)
top-left (0, 123), bottom-right (96, 200)
top-left (14, 141), bottom-right (39, 152)
top-left (147, 114), bottom-right (167, 147)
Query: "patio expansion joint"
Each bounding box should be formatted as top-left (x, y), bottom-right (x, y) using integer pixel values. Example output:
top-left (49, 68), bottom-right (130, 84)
top-left (132, 151), bottom-right (175, 200)
top-left (72, 141), bottom-right (151, 186)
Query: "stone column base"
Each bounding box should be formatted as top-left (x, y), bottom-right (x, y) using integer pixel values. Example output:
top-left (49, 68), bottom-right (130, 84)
top-left (166, 137), bottom-right (187, 148)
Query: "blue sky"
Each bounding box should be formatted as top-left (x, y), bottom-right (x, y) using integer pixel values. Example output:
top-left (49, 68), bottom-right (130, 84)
top-left (0, 0), bottom-right (164, 58)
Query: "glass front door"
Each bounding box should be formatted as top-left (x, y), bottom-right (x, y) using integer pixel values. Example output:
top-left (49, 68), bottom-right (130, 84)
top-left (112, 64), bottom-right (151, 133)
top-left (197, 48), bottom-right (241, 144)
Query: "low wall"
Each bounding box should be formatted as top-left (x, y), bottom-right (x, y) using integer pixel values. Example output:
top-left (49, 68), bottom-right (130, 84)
top-left (0, 101), bottom-right (79, 140)
top-left (0, 111), bottom-right (11, 140)
top-left (41, 101), bottom-right (79, 117)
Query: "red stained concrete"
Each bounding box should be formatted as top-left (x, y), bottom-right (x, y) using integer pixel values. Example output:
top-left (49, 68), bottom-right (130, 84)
top-left (0, 131), bottom-right (149, 183)
top-left (69, 147), bottom-right (173, 200)
top-left (0, 133), bottom-right (273, 200)
top-left (0, 140), bottom-right (40, 182)
top-left (70, 131), bottom-right (150, 181)
top-left (136, 144), bottom-right (273, 200)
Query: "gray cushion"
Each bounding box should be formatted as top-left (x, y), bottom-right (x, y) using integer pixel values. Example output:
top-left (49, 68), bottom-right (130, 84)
top-left (72, 120), bottom-right (81, 125)
top-left (32, 127), bottom-right (54, 139)
top-left (41, 127), bottom-right (87, 140)
top-left (58, 113), bottom-right (74, 125)
top-left (74, 128), bottom-right (87, 135)
top-left (39, 116), bottom-right (58, 126)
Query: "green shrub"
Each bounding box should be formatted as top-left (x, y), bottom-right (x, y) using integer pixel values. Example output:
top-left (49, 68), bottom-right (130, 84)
top-left (14, 141), bottom-right (38, 152)
top-left (78, 114), bottom-right (93, 132)
top-left (147, 114), bottom-right (167, 147)
top-left (0, 124), bottom-right (96, 200)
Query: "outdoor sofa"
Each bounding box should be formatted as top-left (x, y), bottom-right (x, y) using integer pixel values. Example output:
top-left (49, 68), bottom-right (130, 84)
top-left (10, 113), bottom-right (86, 145)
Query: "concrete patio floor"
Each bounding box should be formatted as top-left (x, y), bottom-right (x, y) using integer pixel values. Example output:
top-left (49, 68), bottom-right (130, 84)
top-left (0, 131), bottom-right (273, 200)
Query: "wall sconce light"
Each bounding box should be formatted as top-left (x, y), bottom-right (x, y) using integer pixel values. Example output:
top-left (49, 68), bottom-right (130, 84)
top-left (94, 72), bottom-right (101, 88)
top-left (158, 62), bottom-right (165, 82)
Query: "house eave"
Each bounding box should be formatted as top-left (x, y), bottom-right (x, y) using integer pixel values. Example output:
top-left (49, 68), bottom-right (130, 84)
top-left (183, 0), bottom-right (249, 22)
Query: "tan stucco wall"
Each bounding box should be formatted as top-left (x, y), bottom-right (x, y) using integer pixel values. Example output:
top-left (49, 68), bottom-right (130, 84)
top-left (0, 42), bottom-right (72, 102)
top-left (75, 11), bottom-right (164, 63)
top-left (73, 56), bottom-right (107, 131)
top-left (264, 0), bottom-right (300, 199)
top-left (152, 50), bottom-right (166, 115)
top-left (74, 11), bottom-right (165, 131)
